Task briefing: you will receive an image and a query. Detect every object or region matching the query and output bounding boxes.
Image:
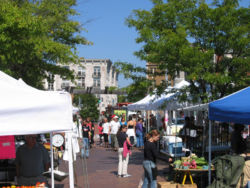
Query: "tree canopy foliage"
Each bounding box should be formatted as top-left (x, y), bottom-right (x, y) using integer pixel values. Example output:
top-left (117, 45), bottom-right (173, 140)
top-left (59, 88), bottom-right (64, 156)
top-left (0, 0), bottom-right (89, 88)
top-left (117, 0), bottom-right (249, 103)
top-left (117, 78), bottom-right (152, 103)
top-left (73, 94), bottom-right (99, 120)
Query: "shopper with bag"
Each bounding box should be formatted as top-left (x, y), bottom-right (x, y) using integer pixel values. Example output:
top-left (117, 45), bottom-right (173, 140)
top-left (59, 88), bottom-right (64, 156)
top-left (116, 125), bottom-right (132, 178)
top-left (142, 130), bottom-right (160, 188)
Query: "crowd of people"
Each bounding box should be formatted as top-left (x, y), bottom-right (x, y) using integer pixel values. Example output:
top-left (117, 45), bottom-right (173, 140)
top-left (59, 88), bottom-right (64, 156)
top-left (77, 112), bottom-right (163, 188)
top-left (79, 113), bottom-right (147, 158)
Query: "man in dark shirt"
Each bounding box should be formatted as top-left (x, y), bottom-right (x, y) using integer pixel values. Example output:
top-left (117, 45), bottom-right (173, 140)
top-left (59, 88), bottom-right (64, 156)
top-left (149, 114), bottom-right (157, 130)
top-left (81, 121), bottom-right (91, 158)
top-left (16, 135), bottom-right (49, 186)
top-left (231, 124), bottom-right (246, 154)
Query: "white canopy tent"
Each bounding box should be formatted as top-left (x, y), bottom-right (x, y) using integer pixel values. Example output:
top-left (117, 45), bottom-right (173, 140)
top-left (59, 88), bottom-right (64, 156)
top-left (127, 80), bottom-right (190, 111)
top-left (127, 94), bottom-right (156, 111)
top-left (0, 71), bottom-right (75, 188)
top-left (151, 80), bottom-right (190, 110)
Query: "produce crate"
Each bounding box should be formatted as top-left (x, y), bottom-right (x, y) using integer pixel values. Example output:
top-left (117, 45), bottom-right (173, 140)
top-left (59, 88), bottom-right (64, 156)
top-left (157, 182), bottom-right (179, 188)
top-left (178, 183), bottom-right (197, 188)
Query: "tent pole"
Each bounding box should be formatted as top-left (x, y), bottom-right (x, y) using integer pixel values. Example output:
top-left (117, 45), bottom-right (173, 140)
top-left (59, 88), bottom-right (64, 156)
top-left (147, 111), bottom-right (150, 133)
top-left (50, 133), bottom-right (55, 188)
top-left (68, 132), bottom-right (74, 188)
top-left (208, 120), bottom-right (212, 185)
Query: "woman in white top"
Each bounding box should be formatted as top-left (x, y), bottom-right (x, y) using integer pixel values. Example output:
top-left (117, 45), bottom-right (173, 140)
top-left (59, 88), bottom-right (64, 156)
top-left (102, 118), bottom-right (110, 148)
top-left (126, 115), bottom-right (136, 145)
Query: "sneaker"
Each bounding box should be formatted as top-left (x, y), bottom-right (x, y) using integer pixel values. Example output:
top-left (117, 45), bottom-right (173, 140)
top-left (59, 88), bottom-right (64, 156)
top-left (117, 175), bottom-right (123, 178)
top-left (123, 174), bottom-right (131, 178)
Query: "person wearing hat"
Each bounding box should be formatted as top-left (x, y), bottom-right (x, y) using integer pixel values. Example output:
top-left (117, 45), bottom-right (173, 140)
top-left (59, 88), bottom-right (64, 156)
top-left (109, 115), bottom-right (120, 151)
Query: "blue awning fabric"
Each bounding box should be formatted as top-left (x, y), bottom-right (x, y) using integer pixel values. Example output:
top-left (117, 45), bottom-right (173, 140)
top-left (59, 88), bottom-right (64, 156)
top-left (209, 87), bottom-right (250, 124)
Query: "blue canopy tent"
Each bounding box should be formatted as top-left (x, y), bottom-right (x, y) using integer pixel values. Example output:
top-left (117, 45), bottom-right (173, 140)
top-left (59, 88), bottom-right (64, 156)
top-left (209, 86), bottom-right (250, 124)
top-left (207, 86), bottom-right (250, 184)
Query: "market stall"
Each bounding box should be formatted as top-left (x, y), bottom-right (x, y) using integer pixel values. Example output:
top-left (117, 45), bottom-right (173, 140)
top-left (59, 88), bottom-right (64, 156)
top-left (0, 71), bottom-right (75, 188)
top-left (208, 86), bottom-right (250, 185)
top-left (127, 80), bottom-right (190, 134)
top-left (173, 87), bottom-right (250, 186)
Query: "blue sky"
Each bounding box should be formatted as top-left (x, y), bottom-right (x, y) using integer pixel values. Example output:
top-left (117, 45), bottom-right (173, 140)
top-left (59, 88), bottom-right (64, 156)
top-left (75, 0), bottom-right (249, 88)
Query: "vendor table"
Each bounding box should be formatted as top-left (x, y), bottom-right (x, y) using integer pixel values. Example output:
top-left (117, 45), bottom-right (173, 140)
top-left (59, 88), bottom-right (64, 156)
top-left (174, 168), bottom-right (215, 185)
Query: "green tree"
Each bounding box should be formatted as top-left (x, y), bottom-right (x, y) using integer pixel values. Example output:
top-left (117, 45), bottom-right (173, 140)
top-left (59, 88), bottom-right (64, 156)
top-left (73, 94), bottom-right (99, 120)
top-left (124, 0), bottom-right (249, 103)
top-left (0, 0), bottom-right (89, 88)
top-left (117, 80), bottom-right (151, 103)
top-left (114, 62), bottom-right (154, 102)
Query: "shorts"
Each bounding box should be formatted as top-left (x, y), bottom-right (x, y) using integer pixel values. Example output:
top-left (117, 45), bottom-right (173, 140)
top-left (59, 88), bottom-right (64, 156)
top-left (103, 133), bottom-right (109, 142)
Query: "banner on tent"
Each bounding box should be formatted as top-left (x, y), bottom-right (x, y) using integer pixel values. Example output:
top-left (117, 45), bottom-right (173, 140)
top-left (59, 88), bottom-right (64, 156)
top-left (0, 136), bottom-right (16, 159)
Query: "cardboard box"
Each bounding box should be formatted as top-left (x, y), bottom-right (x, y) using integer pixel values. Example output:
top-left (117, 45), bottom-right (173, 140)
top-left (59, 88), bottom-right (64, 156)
top-left (178, 183), bottom-right (197, 188)
top-left (157, 182), bottom-right (179, 188)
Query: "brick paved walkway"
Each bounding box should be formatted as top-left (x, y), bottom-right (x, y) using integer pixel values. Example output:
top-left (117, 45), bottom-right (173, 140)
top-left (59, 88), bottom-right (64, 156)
top-left (52, 144), bottom-right (169, 188)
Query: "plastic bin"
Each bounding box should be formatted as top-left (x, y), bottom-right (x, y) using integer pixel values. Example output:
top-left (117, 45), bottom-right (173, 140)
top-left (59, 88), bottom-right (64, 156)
top-left (168, 142), bottom-right (183, 155)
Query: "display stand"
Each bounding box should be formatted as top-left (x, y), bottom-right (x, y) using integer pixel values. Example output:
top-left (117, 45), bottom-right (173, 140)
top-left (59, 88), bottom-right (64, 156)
top-left (174, 168), bottom-right (215, 185)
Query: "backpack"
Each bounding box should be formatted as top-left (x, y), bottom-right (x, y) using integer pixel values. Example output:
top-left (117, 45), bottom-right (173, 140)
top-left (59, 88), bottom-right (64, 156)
top-left (207, 154), bottom-right (245, 188)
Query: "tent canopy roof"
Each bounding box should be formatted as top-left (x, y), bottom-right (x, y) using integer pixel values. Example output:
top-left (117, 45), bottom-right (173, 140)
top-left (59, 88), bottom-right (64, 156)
top-left (0, 71), bottom-right (73, 136)
top-left (209, 87), bottom-right (250, 124)
top-left (127, 80), bottom-right (190, 111)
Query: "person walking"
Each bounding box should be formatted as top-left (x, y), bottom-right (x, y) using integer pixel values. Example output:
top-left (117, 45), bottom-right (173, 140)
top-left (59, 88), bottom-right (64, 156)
top-left (136, 118), bottom-right (144, 149)
top-left (127, 116), bottom-right (136, 146)
top-left (86, 117), bottom-right (95, 148)
top-left (109, 115), bottom-right (120, 151)
top-left (117, 125), bottom-right (132, 178)
top-left (102, 118), bottom-right (110, 148)
top-left (120, 117), bottom-right (127, 127)
top-left (81, 120), bottom-right (91, 158)
top-left (142, 130), bottom-right (160, 188)
top-left (98, 120), bottom-right (104, 146)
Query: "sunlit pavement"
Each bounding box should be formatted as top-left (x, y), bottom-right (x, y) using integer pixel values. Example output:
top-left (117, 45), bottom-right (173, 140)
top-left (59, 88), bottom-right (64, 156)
top-left (51, 144), bottom-right (168, 188)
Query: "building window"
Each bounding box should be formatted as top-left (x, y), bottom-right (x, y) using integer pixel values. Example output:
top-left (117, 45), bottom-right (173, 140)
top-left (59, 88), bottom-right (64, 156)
top-left (77, 78), bottom-right (85, 88)
top-left (47, 73), bottom-right (54, 90)
top-left (93, 78), bottom-right (100, 87)
top-left (77, 66), bottom-right (85, 88)
top-left (152, 68), bottom-right (156, 74)
top-left (61, 81), bottom-right (70, 89)
top-left (48, 83), bottom-right (54, 90)
top-left (176, 70), bottom-right (180, 78)
top-left (93, 66), bottom-right (101, 77)
top-left (78, 66), bottom-right (85, 77)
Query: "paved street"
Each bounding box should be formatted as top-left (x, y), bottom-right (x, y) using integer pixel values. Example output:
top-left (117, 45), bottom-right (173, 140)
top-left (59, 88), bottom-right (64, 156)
top-left (53, 144), bottom-right (168, 188)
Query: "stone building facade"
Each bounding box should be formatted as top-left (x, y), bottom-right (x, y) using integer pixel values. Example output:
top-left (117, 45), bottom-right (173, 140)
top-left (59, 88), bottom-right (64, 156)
top-left (44, 58), bottom-right (118, 113)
